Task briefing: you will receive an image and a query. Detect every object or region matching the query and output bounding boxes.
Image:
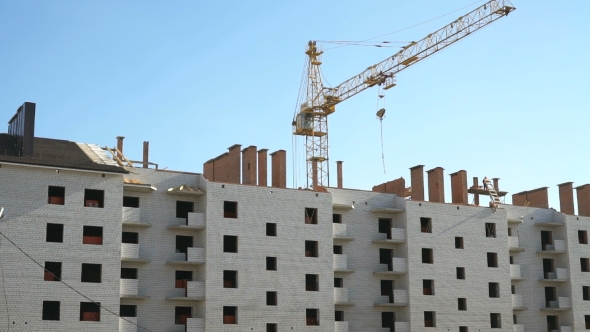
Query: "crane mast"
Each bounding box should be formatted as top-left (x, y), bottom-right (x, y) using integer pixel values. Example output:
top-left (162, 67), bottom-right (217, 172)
top-left (293, 0), bottom-right (515, 188)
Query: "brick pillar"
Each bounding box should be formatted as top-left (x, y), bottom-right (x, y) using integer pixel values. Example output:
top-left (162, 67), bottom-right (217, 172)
top-left (557, 182), bottom-right (574, 215)
top-left (427, 167), bottom-right (445, 203)
top-left (336, 161), bottom-right (343, 188)
top-left (241, 146), bottom-right (257, 185)
top-left (472, 177), bottom-right (479, 206)
top-left (142, 141), bottom-right (149, 168)
top-left (492, 178), bottom-right (500, 191)
top-left (450, 170), bottom-right (468, 205)
top-left (576, 184), bottom-right (590, 216)
top-left (270, 150), bottom-right (287, 188)
top-left (312, 159), bottom-right (319, 190)
top-left (213, 153), bottom-right (229, 182)
top-left (203, 159), bottom-right (214, 181)
top-left (528, 187), bottom-right (549, 209)
top-left (512, 191), bottom-right (527, 206)
top-left (410, 165), bottom-right (425, 201)
top-left (257, 149), bottom-right (268, 186)
top-left (226, 144), bottom-right (242, 184)
top-left (116, 136), bottom-right (125, 159)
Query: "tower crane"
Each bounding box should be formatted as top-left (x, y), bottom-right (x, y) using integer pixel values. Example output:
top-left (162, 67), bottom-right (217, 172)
top-left (293, 0), bottom-right (515, 188)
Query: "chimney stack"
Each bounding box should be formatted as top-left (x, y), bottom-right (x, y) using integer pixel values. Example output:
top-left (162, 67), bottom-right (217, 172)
top-left (576, 184), bottom-right (590, 216)
top-left (472, 177), bottom-right (479, 206)
top-left (258, 149), bottom-right (268, 186)
top-left (241, 146), bottom-right (257, 185)
top-left (116, 136), bottom-right (125, 159)
top-left (450, 170), bottom-right (468, 205)
top-left (270, 150), bottom-right (287, 188)
top-left (409, 165), bottom-right (425, 201)
top-left (312, 159), bottom-right (319, 190)
top-left (493, 178), bottom-right (500, 191)
top-left (557, 182), bottom-right (574, 215)
top-left (427, 167), bottom-right (445, 203)
top-left (336, 161), bottom-right (343, 189)
top-left (142, 141), bottom-right (149, 168)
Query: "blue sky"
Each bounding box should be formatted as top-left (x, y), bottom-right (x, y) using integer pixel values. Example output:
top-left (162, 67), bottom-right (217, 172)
top-left (1, 0), bottom-right (588, 209)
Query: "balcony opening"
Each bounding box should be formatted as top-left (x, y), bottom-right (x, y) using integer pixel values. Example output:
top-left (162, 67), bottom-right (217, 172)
top-left (458, 298), bottom-right (467, 311)
top-left (223, 270), bottom-right (238, 288)
top-left (511, 285), bottom-right (516, 294)
top-left (176, 201), bottom-right (194, 219)
top-left (175, 306), bottom-right (192, 325)
top-left (457, 267), bottom-right (465, 279)
top-left (423, 279), bottom-right (434, 296)
top-left (420, 217), bottom-right (432, 233)
top-left (508, 227), bottom-right (512, 236)
top-left (47, 186), bottom-right (65, 205)
top-left (334, 277), bottom-right (343, 288)
top-left (335, 311), bottom-right (344, 322)
top-left (541, 230), bottom-right (553, 250)
top-left (580, 230), bottom-right (588, 244)
top-left (585, 315), bottom-right (590, 329)
top-left (305, 207), bottom-right (318, 224)
top-left (224, 201), bottom-right (238, 218)
top-left (306, 274), bottom-right (319, 291)
top-left (490, 313), bottom-right (501, 328)
top-left (510, 256), bottom-right (514, 264)
top-left (123, 196), bottom-right (139, 208)
top-left (380, 248), bottom-right (393, 270)
top-left (223, 306), bottom-right (237, 324)
top-left (422, 248), bottom-right (433, 264)
top-left (42, 301), bottom-right (60, 321)
top-left (266, 223), bottom-right (277, 236)
top-left (305, 240), bottom-right (318, 257)
top-left (266, 257), bottom-right (277, 271)
top-left (81, 263), bottom-right (102, 283)
top-left (488, 282), bottom-right (499, 298)
top-left (487, 252), bottom-right (498, 268)
top-left (460, 326), bottom-right (468, 332)
top-left (382, 312), bottom-right (395, 332)
top-left (306, 308), bottom-right (319, 326)
top-left (223, 235), bottom-right (238, 253)
top-left (381, 280), bottom-right (394, 303)
top-left (333, 245), bottom-right (343, 255)
top-left (176, 235), bottom-right (193, 254)
top-left (379, 218), bottom-right (392, 239)
top-left (333, 214), bottom-right (342, 223)
top-left (547, 315), bottom-right (558, 332)
top-left (584, 286), bottom-right (590, 301)
top-left (46, 223), bottom-right (64, 243)
top-left (485, 222), bottom-right (496, 238)
top-left (455, 236), bottom-right (464, 249)
top-left (424, 311), bottom-right (436, 327)
top-left (543, 258), bottom-right (555, 278)
top-left (513, 314), bottom-right (517, 324)
top-left (44, 261), bottom-right (62, 281)
top-left (84, 189), bottom-right (104, 208)
top-left (267, 323), bottom-right (278, 332)
top-left (122, 231), bottom-right (139, 244)
top-left (175, 270), bottom-right (193, 289)
top-left (120, 305), bottom-right (137, 317)
top-left (80, 302), bottom-right (100, 321)
top-left (82, 226), bottom-right (103, 245)
top-left (545, 286), bottom-right (557, 307)
top-left (582, 258), bottom-right (590, 272)
top-left (121, 268), bottom-right (138, 279)
top-left (266, 291), bottom-right (277, 306)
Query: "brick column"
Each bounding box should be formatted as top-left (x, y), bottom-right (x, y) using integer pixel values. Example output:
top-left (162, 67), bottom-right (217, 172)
top-left (427, 167), bottom-right (445, 203)
top-left (450, 170), bottom-right (468, 205)
top-left (576, 184), bottom-right (590, 216)
top-left (241, 146), bottom-right (257, 185)
top-left (336, 161), bottom-right (343, 189)
top-left (472, 177), bottom-right (479, 206)
top-left (557, 182), bottom-right (574, 215)
top-left (116, 136), bottom-right (125, 159)
top-left (410, 165), bottom-right (425, 201)
top-left (142, 141), bottom-right (149, 168)
top-left (258, 149), bottom-right (268, 187)
top-left (226, 144), bottom-right (242, 184)
top-left (270, 150), bottom-right (287, 188)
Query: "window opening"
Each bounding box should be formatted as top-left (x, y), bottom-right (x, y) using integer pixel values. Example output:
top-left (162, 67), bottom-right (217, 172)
top-left (84, 189), bottom-right (104, 208)
top-left (379, 218), bottom-right (392, 239)
top-left (48, 186), bottom-right (65, 205)
top-left (176, 235), bottom-right (194, 254)
top-left (83, 226), bottom-right (103, 245)
top-left (333, 245), bottom-right (343, 254)
top-left (485, 223), bottom-right (496, 238)
top-left (223, 306), bottom-right (237, 324)
top-left (123, 196), bottom-right (139, 208)
top-left (490, 313), bottom-right (501, 328)
top-left (424, 311), bottom-right (436, 327)
top-left (584, 286), bottom-right (590, 301)
top-left (305, 207), bottom-right (318, 224)
top-left (382, 312), bottom-right (395, 331)
top-left (122, 231), bottom-right (138, 244)
top-left (44, 261), bottom-right (62, 281)
top-left (266, 291), bottom-right (277, 306)
top-left (176, 201), bottom-right (194, 219)
top-left (334, 277), bottom-right (343, 288)
top-left (335, 311), bottom-right (344, 322)
top-left (582, 258), bottom-right (590, 272)
top-left (380, 248), bottom-right (393, 270)
top-left (121, 268), bottom-right (137, 279)
top-left (46, 223), bottom-right (64, 243)
top-left (541, 230), bottom-right (553, 250)
top-left (80, 302), bottom-right (100, 321)
top-left (175, 306), bottom-right (192, 325)
top-left (489, 282), bottom-right (500, 298)
top-left (455, 237), bottom-right (464, 249)
top-left (423, 279), bottom-right (434, 295)
top-left (458, 298), bottom-right (467, 310)
top-left (543, 258), bottom-right (555, 278)
top-left (224, 201), bottom-right (238, 218)
top-left (120, 305), bottom-right (137, 317)
top-left (333, 214), bottom-right (342, 223)
top-left (422, 248), bottom-right (433, 264)
top-left (224, 270), bottom-right (238, 288)
top-left (305, 240), bottom-right (318, 257)
top-left (81, 263), bottom-right (102, 283)
top-left (175, 270), bottom-right (193, 288)
top-left (306, 274), bottom-right (319, 291)
top-left (267, 323), bottom-right (278, 332)
top-left (487, 252), bottom-right (498, 267)
top-left (547, 315), bottom-right (559, 331)
top-left (42, 301), bottom-right (60, 321)
top-left (266, 257), bottom-right (277, 271)
top-left (223, 235), bottom-right (237, 253)
top-left (580, 230), bottom-right (588, 244)
top-left (306, 308), bottom-right (319, 326)
top-left (420, 217), bottom-right (432, 233)
top-left (381, 280), bottom-right (394, 303)
top-left (457, 267), bottom-right (465, 279)
top-left (266, 223), bottom-right (277, 236)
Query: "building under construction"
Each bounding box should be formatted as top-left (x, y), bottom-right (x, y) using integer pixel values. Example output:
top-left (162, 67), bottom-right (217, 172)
top-left (0, 102), bottom-right (589, 332)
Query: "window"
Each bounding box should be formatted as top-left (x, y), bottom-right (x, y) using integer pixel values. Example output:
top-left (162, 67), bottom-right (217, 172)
top-left (175, 270), bottom-right (192, 288)
top-left (267, 291), bottom-right (277, 306)
top-left (541, 230), bottom-right (553, 250)
top-left (176, 201), bottom-right (194, 219)
top-left (122, 196), bottom-right (139, 208)
top-left (334, 277), bottom-right (343, 288)
top-left (223, 235), bottom-right (238, 253)
top-left (379, 218), bottom-right (392, 239)
top-left (81, 263), bottom-right (102, 283)
top-left (489, 282), bottom-right (500, 298)
top-left (48, 186), bottom-right (65, 205)
top-left (175, 306), bottom-right (192, 325)
top-left (380, 248), bottom-right (393, 270)
top-left (305, 207), bottom-right (318, 224)
top-left (80, 302), bottom-right (100, 321)
top-left (333, 214), bottom-right (342, 223)
top-left (423, 279), bottom-right (434, 295)
top-left (458, 298), bottom-right (467, 310)
top-left (460, 327), bottom-right (468, 332)
top-left (586, 315), bottom-right (590, 329)
top-left (382, 312), bottom-right (394, 329)
top-left (121, 268), bottom-right (137, 279)
top-left (543, 258), bottom-right (555, 279)
top-left (513, 315), bottom-right (517, 324)
top-left (420, 217), bottom-right (432, 233)
top-left (422, 248), bottom-right (433, 264)
top-left (511, 285), bottom-right (515, 294)
top-left (266, 223), bottom-right (277, 236)
top-left (306, 274), bottom-right (319, 291)
top-left (44, 262), bottom-right (62, 281)
top-left (509, 256), bottom-right (514, 264)
top-left (84, 189), bottom-right (104, 208)
top-left (335, 311), bottom-right (344, 322)
top-left (580, 230), bottom-right (589, 244)
top-left (381, 280), bottom-right (393, 303)
top-left (584, 286), bottom-right (590, 301)
top-left (46, 223), bottom-right (63, 243)
top-left (306, 308), bottom-right (319, 326)
top-left (455, 237), bottom-right (464, 249)
top-left (305, 240), bottom-right (318, 257)
top-left (507, 227), bottom-right (512, 236)
top-left (582, 258), bottom-right (590, 272)
top-left (122, 231), bottom-right (138, 244)
top-left (457, 267), bottom-right (465, 279)
top-left (120, 305), bottom-right (136, 317)
top-left (223, 306), bottom-right (237, 324)
top-left (42, 301), bottom-right (60, 321)
top-left (176, 235), bottom-right (193, 254)
top-left (487, 252), bottom-right (498, 267)
top-left (224, 270), bottom-right (238, 288)
top-left (267, 323), bottom-right (278, 332)
top-left (485, 223), bottom-right (496, 237)
top-left (490, 313), bottom-right (501, 328)
top-left (266, 257), bottom-right (277, 271)
top-left (424, 311), bottom-right (436, 327)
top-left (82, 226), bottom-right (103, 245)
top-left (224, 201), bottom-right (238, 218)
top-left (333, 245), bottom-right (343, 254)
